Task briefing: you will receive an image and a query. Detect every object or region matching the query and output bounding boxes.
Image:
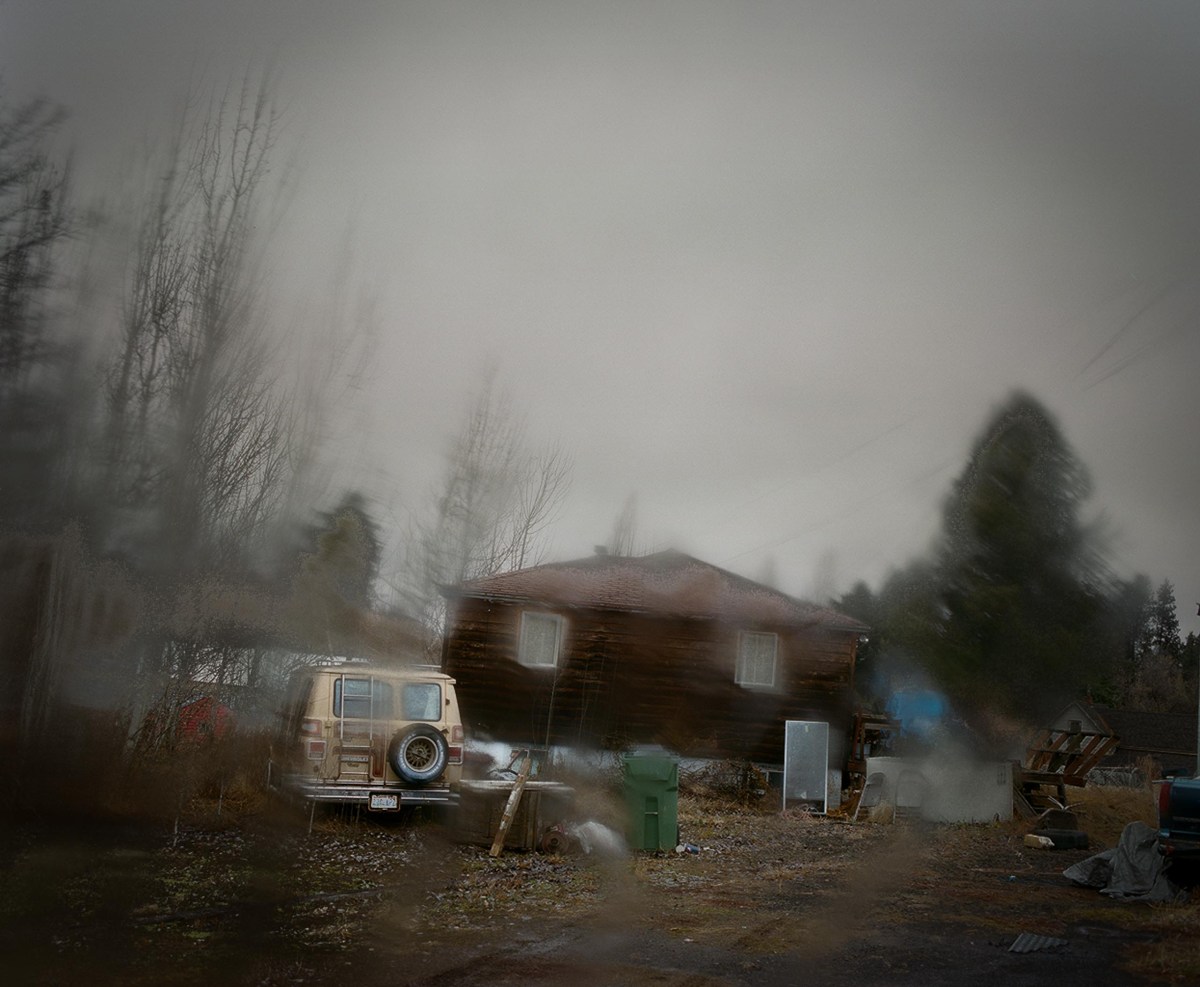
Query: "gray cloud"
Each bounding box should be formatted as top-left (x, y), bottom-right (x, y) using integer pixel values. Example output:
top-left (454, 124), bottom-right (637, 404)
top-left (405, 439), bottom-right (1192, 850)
top-left (4, 0), bottom-right (1199, 631)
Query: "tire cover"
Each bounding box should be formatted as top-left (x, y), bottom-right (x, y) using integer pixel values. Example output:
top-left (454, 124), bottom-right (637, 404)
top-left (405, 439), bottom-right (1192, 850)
top-left (388, 724), bottom-right (449, 785)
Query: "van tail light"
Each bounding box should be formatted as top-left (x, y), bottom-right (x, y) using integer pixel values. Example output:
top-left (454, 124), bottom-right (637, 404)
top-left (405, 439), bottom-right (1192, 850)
top-left (305, 739), bottom-right (327, 761)
top-left (300, 718), bottom-right (322, 736)
top-left (448, 724), bottom-right (464, 765)
top-left (1158, 778), bottom-right (1173, 818)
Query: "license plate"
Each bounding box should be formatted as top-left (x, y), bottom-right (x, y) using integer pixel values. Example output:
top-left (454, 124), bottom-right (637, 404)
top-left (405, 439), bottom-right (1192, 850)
top-left (369, 793), bottom-right (399, 810)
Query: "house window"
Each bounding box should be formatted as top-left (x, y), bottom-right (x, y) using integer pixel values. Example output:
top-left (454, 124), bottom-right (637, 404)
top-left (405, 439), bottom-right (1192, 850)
top-left (518, 612), bottom-right (563, 668)
top-left (736, 632), bottom-right (777, 688)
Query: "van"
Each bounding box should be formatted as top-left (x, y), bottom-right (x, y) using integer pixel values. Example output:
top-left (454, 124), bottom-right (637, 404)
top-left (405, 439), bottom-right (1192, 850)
top-left (273, 662), bottom-right (465, 809)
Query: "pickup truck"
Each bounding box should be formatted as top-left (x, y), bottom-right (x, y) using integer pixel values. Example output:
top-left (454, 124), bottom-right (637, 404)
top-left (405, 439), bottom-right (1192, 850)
top-left (1157, 773), bottom-right (1200, 861)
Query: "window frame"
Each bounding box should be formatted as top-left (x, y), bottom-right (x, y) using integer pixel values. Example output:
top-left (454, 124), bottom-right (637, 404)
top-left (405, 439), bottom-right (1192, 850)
top-left (735, 631), bottom-right (778, 688)
top-left (333, 676), bottom-right (395, 719)
top-left (517, 611), bottom-right (565, 669)
top-left (400, 682), bottom-right (443, 722)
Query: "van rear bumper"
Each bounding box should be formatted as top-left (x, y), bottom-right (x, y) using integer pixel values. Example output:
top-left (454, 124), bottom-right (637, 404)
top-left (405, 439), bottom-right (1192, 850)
top-left (280, 776), bottom-right (456, 807)
top-left (1158, 832), bottom-right (1200, 859)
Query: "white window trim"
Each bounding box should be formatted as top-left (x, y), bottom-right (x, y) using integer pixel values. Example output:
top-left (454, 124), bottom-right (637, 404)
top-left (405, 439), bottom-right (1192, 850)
top-left (736, 631), bottom-right (778, 688)
top-left (517, 611), bottom-right (564, 668)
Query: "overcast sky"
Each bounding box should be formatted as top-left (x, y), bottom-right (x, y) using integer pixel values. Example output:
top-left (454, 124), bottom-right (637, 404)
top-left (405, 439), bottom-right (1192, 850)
top-left (4, 1), bottom-right (1199, 634)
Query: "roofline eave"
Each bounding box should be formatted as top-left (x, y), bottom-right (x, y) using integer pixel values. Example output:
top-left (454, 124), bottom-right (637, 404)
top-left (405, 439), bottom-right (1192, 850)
top-left (447, 588), bottom-right (861, 633)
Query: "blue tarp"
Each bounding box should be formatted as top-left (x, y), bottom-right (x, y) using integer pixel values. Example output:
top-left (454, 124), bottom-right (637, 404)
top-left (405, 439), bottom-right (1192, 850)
top-left (886, 689), bottom-right (947, 739)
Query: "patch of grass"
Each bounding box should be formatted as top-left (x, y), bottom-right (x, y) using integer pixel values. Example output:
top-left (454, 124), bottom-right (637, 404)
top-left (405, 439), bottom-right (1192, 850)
top-left (421, 846), bottom-right (603, 929)
top-left (1070, 784), bottom-right (1156, 847)
top-left (0, 844), bottom-right (96, 922)
top-left (1124, 900), bottom-right (1200, 983)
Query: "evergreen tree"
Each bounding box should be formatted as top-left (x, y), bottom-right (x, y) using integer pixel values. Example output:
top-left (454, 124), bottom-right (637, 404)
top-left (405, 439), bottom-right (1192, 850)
top-left (833, 581), bottom-right (880, 662)
top-left (286, 493), bottom-right (384, 657)
top-left (1138, 580), bottom-right (1182, 663)
top-left (1182, 631), bottom-right (1199, 704)
top-left (1084, 573), bottom-right (1152, 705)
top-left (923, 392), bottom-right (1105, 720)
top-left (1124, 579), bottom-right (1191, 711)
top-left (304, 492), bottom-right (382, 610)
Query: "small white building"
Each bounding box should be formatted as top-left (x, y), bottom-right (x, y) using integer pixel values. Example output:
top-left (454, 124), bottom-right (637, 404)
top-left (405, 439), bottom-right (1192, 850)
top-left (865, 754), bottom-right (1013, 824)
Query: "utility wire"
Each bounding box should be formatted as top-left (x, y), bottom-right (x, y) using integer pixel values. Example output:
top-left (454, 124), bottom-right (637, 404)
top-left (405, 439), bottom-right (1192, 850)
top-left (706, 414), bottom-right (917, 535)
top-left (1077, 275), bottom-right (1198, 389)
top-left (1082, 309), bottom-right (1196, 390)
top-left (720, 453), bottom-right (959, 566)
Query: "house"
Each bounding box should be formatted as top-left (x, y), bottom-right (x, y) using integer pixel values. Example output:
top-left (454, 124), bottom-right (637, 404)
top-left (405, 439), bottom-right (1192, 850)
top-left (1053, 700), bottom-right (1198, 776)
top-left (440, 550), bottom-right (868, 769)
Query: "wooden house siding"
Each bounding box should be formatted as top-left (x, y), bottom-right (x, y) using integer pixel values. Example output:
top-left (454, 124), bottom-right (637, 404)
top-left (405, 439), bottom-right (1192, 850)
top-left (443, 593), bottom-right (859, 765)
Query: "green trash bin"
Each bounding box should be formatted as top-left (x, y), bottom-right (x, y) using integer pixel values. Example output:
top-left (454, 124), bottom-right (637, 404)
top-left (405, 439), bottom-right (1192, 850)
top-left (622, 754), bottom-right (679, 851)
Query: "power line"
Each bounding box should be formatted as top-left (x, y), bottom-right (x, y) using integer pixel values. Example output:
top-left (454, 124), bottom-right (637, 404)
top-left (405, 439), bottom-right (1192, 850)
top-left (1083, 309), bottom-right (1196, 390)
top-left (720, 453), bottom-right (959, 566)
top-left (706, 414), bottom-right (917, 534)
top-left (1077, 276), bottom-right (1198, 389)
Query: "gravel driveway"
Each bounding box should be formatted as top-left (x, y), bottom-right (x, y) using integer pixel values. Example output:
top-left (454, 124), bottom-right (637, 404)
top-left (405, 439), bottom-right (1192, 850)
top-left (2, 790), bottom-right (1192, 985)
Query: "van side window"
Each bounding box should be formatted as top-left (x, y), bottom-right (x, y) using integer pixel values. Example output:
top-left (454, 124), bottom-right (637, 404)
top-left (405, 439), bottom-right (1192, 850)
top-left (333, 677), bottom-right (395, 719)
top-left (402, 683), bottom-right (442, 721)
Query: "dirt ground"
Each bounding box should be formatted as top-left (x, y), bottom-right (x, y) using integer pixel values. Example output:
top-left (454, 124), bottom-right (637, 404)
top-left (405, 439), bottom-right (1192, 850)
top-left (2, 781), bottom-right (1197, 986)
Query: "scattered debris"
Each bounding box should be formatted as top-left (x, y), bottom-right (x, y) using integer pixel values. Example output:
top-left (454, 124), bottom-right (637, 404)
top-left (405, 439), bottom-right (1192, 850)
top-left (1029, 828), bottom-right (1089, 850)
top-left (853, 772), bottom-right (886, 822)
top-left (1039, 807), bottom-right (1080, 829)
top-left (1024, 833), bottom-right (1054, 849)
top-left (1063, 820), bottom-right (1186, 903)
top-left (539, 824), bottom-right (571, 854)
top-left (1009, 933), bottom-right (1068, 954)
top-left (570, 820), bottom-right (625, 858)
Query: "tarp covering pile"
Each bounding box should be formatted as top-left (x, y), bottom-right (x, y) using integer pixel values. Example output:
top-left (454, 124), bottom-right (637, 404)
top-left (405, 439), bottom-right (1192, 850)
top-left (1063, 821), bottom-right (1186, 903)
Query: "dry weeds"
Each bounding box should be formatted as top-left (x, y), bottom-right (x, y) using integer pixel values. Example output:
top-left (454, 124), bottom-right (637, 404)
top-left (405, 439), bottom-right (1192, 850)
top-left (3, 767), bottom-right (1198, 984)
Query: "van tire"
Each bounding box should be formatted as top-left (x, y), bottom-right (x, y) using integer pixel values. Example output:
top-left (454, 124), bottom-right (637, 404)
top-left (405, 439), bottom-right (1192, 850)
top-left (388, 725), bottom-right (449, 785)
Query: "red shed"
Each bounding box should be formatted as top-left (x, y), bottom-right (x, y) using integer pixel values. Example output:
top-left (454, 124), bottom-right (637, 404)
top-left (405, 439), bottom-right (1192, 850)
top-left (177, 695), bottom-right (235, 742)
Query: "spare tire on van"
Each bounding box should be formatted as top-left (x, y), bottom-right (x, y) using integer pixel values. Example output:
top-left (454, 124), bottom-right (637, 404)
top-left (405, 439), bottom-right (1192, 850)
top-left (388, 724), bottom-right (449, 785)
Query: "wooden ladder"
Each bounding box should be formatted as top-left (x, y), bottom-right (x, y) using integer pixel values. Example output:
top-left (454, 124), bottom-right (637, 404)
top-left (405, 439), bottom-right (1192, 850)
top-left (490, 752), bottom-right (533, 858)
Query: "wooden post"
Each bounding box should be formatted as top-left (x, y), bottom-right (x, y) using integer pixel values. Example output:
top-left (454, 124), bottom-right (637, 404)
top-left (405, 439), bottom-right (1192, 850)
top-left (489, 753), bottom-right (533, 858)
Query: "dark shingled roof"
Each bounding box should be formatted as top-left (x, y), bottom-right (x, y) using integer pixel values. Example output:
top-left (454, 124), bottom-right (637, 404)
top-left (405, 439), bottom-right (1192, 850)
top-left (1087, 704), bottom-right (1198, 769)
top-left (444, 550), bottom-right (869, 632)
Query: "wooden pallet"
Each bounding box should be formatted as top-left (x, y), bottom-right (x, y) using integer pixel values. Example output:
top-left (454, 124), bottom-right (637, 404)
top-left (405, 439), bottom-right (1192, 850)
top-left (1013, 726), bottom-right (1119, 818)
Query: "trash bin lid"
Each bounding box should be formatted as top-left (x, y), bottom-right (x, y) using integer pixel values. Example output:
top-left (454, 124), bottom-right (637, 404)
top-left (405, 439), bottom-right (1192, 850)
top-left (622, 754), bottom-right (678, 781)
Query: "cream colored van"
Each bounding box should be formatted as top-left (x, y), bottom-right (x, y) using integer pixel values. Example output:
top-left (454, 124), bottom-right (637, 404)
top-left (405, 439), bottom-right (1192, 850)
top-left (273, 663), bottom-right (465, 809)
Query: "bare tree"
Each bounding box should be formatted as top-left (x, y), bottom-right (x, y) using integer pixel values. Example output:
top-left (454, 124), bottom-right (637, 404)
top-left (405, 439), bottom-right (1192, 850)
top-left (97, 75), bottom-right (306, 743)
top-left (104, 75), bottom-right (293, 575)
top-left (0, 75), bottom-right (379, 759)
top-left (0, 92), bottom-right (69, 381)
top-left (608, 492), bottom-right (640, 556)
top-left (811, 549), bottom-right (839, 604)
top-left (278, 228), bottom-right (380, 530)
top-left (1127, 650), bottom-right (1192, 713)
top-left (104, 109), bottom-right (194, 524)
top-left (0, 90), bottom-right (74, 525)
top-left (403, 369), bottom-right (572, 641)
top-left (754, 554), bottom-right (779, 590)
